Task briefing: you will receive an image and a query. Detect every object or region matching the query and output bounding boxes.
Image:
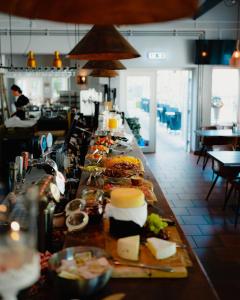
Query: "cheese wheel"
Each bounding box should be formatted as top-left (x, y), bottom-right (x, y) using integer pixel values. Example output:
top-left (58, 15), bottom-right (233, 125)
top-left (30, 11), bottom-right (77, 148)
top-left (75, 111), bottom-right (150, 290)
top-left (110, 188), bottom-right (145, 208)
top-left (117, 235), bottom-right (140, 261)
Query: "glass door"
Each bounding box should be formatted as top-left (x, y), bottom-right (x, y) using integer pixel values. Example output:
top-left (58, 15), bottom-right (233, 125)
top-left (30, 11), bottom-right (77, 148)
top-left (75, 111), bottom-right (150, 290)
top-left (156, 69), bottom-right (193, 152)
top-left (124, 70), bottom-right (156, 152)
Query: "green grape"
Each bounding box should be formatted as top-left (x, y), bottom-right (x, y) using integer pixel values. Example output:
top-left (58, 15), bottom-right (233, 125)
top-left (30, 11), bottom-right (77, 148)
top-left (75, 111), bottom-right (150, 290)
top-left (149, 225), bottom-right (155, 232)
top-left (147, 213), bottom-right (168, 234)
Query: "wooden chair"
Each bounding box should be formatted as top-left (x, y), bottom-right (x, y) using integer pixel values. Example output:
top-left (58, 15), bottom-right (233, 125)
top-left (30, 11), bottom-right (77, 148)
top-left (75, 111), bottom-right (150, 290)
top-left (197, 126), bottom-right (217, 168)
top-left (205, 145), bottom-right (239, 202)
top-left (223, 178), bottom-right (240, 227)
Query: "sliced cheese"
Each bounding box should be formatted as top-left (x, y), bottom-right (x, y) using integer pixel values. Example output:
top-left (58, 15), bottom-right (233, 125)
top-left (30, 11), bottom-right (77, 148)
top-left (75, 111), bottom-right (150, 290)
top-left (146, 237), bottom-right (176, 260)
top-left (58, 270), bottom-right (79, 280)
top-left (117, 235), bottom-right (140, 261)
top-left (111, 188), bottom-right (144, 208)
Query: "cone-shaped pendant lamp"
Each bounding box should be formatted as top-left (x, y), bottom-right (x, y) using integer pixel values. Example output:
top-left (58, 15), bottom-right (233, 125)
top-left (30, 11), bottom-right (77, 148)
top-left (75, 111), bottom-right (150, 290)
top-left (0, 0), bottom-right (197, 25)
top-left (68, 25), bottom-right (140, 60)
top-left (230, 41), bottom-right (240, 67)
top-left (53, 51), bottom-right (62, 68)
top-left (82, 60), bottom-right (126, 70)
top-left (90, 69), bottom-right (118, 78)
top-left (27, 51), bottom-right (37, 68)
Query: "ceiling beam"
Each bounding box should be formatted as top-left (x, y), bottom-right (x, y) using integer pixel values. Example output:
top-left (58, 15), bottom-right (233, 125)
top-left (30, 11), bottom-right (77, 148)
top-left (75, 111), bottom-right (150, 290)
top-left (193, 0), bottom-right (222, 20)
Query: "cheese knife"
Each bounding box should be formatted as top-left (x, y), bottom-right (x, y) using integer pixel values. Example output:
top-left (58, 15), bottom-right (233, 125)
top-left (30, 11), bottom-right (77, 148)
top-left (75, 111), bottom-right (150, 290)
top-left (113, 260), bottom-right (174, 272)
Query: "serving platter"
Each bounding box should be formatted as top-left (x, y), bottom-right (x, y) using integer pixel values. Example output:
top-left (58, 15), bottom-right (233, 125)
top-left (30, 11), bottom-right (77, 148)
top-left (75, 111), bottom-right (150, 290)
top-left (103, 218), bottom-right (191, 278)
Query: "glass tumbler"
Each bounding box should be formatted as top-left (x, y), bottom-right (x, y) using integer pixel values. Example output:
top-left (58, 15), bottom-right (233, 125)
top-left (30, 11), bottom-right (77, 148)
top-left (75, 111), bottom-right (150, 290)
top-left (0, 186), bottom-right (40, 300)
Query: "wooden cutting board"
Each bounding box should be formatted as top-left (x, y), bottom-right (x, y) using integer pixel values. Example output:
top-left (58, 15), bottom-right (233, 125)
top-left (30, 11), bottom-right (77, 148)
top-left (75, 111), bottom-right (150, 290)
top-left (103, 219), bottom-right (191, 278)
top-left (102, 178), bottom-right (157, 205)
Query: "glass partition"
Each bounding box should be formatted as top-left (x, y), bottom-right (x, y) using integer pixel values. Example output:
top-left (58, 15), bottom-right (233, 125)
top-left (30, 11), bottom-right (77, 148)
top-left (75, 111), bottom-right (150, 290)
top-left (211, 68), bottom-right (239, 125)
top-left (125, 71), bottom-right (156, 152)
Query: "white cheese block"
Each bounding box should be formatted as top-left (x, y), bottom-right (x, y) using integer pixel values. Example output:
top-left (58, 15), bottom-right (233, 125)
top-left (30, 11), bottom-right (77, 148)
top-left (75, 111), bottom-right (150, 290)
top-left (117, 235), bottom-right (140, 261)
top-left (146, 237), bottom-right (176, 260)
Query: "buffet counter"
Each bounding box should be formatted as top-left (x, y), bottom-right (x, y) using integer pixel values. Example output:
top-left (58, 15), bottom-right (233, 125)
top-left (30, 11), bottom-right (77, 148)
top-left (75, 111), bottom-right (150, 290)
top-left (65, 136), bottom-right (219, 300)
top-left (20, 128), bottom-right (219, 300)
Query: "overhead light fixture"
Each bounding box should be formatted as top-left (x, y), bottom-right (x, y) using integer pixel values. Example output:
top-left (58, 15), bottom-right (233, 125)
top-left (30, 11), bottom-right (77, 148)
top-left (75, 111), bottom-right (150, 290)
top-left (82, 60), bottom-right (126, 70)
top-left (53, 51), bottom-right (62, 68)
top-left (0, 0), bottom-right (197, 25)
top-left (27, 51), bottom-right (37, 68)
top-left (230, 1), bottom-right (240, 67)
top-left (68, 25), bottom-right (140, 60)
top-left (76, 68), bottom-right (89, 85)
top-left (76, 75), bottom-right (87, 85)
top-left (201, 51), bottom-right (208, 57)
top-left (90, 69), bottom-right (119, 78)
top-left (230, 41), bottom-right (240, 67)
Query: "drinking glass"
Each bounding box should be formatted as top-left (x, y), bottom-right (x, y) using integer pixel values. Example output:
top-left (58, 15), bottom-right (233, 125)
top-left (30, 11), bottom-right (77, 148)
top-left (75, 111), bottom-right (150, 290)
top-left (0, 187), bottom-right (40, 300)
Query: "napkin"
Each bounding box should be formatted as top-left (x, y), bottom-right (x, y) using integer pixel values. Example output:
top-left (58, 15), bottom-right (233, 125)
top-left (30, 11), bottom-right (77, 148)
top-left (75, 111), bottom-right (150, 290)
top-left (105, 202), bottom-right (147, 227)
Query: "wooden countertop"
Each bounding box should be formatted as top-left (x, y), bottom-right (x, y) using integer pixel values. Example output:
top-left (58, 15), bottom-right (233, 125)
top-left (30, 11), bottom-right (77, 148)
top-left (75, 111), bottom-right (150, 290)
top-left (64, 138), bottom-right (219, 300)
top-left (23, 130), bottom-right (219, 300)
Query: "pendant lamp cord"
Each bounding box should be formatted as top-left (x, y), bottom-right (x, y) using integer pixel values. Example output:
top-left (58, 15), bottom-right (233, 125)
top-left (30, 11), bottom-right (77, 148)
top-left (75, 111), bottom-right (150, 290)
top-left (0, 33), bottom-right (2, 67)
top-left (74, 24), bottom-right (77, 68)
top-left (237, 0), bottom-right (240, 50)
top-left (23, 20), bottom-right (32, 54)
top-left (9, 14), bottom-right (13, 68)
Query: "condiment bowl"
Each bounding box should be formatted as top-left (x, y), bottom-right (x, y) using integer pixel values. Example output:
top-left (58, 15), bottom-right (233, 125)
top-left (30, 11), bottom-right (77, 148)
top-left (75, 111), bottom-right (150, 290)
top-left (48, 246), bottom-right (112, 297)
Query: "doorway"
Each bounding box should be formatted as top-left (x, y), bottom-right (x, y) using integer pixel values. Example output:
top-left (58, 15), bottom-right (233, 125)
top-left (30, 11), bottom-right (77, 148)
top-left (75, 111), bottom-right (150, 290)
top-left (123, 69), bottom-right (192, 153)
top-left (156, 69), bottom-right (193, 152)
top-left (124, 70), bottom-right (156, 152)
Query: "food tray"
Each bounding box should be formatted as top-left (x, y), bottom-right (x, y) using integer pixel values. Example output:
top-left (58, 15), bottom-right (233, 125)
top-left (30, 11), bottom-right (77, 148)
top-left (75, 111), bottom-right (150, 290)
top-left (103, 219), bottom-right (192, 278)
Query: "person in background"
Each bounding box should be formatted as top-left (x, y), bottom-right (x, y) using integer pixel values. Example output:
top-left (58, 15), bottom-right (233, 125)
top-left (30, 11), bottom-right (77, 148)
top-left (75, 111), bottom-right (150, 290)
top-left (11, 84), bottom-right (30, 120)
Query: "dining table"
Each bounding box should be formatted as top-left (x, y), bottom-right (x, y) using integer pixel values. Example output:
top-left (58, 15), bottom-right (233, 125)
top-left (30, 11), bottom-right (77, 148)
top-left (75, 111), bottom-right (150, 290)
top-left (195, 129), bottom-right (240, 170)
top-left (207, 151), bottom-right (240, 167)
top-left (19, 127), bottom-right (220, 300)
top-left (195, 129), bottom-right (240, 138)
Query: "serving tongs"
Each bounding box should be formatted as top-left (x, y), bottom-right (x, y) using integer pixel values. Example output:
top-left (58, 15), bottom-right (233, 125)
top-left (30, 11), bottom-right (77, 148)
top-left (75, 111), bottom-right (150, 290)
top-left (86, 168), bottom-right (105, 186)
top-left (113, 260), bottom-right (173, 273)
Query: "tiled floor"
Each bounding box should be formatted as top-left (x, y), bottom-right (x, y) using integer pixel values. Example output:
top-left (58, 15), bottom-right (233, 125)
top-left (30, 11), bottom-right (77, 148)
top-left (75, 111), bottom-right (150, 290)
top-left (145, 125), bottom-right (240, 300)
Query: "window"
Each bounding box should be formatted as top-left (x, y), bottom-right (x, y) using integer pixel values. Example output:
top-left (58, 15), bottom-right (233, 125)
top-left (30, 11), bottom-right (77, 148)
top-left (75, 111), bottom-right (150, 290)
top-left (126, 75), bottom-right (151, 146)
top-left (211, 68), bottom-right (239, 124)
top-left (15, 76), bottom-right (69, 106)
top-left (51, 77), bottom-right (69, 100)
top-left (16, 77), bottom-right (44, 106)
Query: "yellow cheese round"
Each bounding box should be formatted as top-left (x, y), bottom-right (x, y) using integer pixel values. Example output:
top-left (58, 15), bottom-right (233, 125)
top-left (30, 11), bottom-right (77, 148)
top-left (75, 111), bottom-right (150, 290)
top-left (110, 188), bottom-right (145, 208)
